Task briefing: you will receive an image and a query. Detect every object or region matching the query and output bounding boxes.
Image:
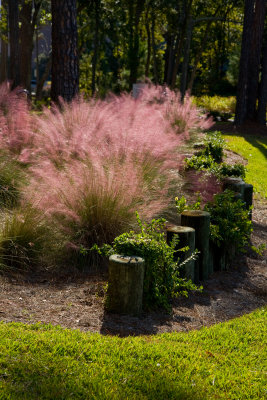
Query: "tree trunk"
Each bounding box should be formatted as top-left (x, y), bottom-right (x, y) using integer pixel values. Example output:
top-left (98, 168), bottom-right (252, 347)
top-left (257, 34), bottom-right (267, 124)
top-left (234, 0), bottom-right (255, 125)
top-left (51, 0), bottom-right (79, 103)
top-left (151, 10), bottom-right (158, 84)
top-left (92, 0), bottom-right (100, 95)
top-left (246, 0), bottom-right (266, 121)
top-left (145, 9), bottom-right (151, 77)
top-left (180, 16), bottom-right (193, 99)
top-left (8, 0), bottom-right (20, 88)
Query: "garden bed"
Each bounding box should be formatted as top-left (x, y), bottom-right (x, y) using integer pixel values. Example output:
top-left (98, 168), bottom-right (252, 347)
top-left (0, 196), bottom-right (266, 337)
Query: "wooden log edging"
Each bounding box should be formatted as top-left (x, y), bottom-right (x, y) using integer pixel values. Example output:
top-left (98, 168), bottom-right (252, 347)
top-left (167, 225), bottom-right (195, 282)
top-left (107, 255), bottom-right (145, 315)
top-left (181, 210), bottom-right (211, 282)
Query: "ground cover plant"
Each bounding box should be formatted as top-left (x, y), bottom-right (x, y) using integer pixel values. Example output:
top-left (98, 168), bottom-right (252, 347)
top-left (0, 308), bottom-right (266, 399)
top-left (193, 96), bottom-right (236, 121)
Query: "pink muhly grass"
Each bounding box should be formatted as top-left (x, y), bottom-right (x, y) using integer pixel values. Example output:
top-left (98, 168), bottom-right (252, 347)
top-left (0, 83), bottom-right (34, 158)
top-left (27, 85), bottom-right (213, 252)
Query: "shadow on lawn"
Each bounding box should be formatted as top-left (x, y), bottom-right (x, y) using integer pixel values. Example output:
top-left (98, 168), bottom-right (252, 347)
top-left (2, 360), bottom-right (207, 400)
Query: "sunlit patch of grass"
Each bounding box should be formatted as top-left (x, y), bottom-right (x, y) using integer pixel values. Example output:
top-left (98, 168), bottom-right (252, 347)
top-left (0, 308), bottom-right (266, 399)
top-left (223, 133), bottom-right (267, 198)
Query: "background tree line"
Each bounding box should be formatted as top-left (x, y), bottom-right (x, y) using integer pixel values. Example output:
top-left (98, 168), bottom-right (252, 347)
top-left (0, 0), bottom-right (267, 127)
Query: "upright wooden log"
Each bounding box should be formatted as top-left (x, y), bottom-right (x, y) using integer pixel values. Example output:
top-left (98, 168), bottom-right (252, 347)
top-left (166, 225), bottom-right (195, 282)
top-left (181, 210), bottom-right (210, 282)
top-left (222, 177), bottom-right (245, 198)
top-left (243, 183), bottom-right (253, 220)
top-left (107, 255), bottom-right (145, 315)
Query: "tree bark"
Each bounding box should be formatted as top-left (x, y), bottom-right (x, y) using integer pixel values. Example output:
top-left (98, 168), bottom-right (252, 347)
top-left (246, 0), bottom-right (266, 121)
top-left (180, 16), bottom-right (193, 99)
top-left (51, 0), bottom-right (79, 102)
top-left (257, 34), bottom-right (267, 124)
top-left (8, 0), bottom-right (20, 87)
top-left (91, 0), bottom-right (100, 95)
top-left (234, 0), bottom-right (256, 125)
top-left (19, 0), bottom-right (42, 92)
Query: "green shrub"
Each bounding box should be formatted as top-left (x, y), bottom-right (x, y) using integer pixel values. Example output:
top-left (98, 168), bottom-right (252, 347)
top-left (215, 163), bottom-right (246, 179)
top-left (204, 190), bottom-right (252, 257)
top-left (92, 213), bottom-right (198, 310)
top-left (203, 131), bottom-right (225, 162)
top-left (193, 96), bottom-right (236, 121)
top-left (175, 194), bottom-right (202, 214)
top-left (185, 154), bottom-right (215, 170)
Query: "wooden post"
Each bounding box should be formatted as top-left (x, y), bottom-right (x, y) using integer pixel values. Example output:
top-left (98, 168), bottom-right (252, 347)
top-left (222, 177), bottom-right (245, 198)
top-left (107, 255), bottom-right (145, 315)
top-left (210, 242), bottom-right (226, 271)
top-left (166, 225), bottom-right (195, 282)
top-left (243, 183), bottom-right (253, 220)
top-left (181, 210), bottom-right (210, 282)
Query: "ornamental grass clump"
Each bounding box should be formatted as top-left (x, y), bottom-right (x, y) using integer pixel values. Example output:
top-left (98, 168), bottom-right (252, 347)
top-left (0, 83), bottom-right (33, 159)
top-left (25, 86), bottom-right (212, 265)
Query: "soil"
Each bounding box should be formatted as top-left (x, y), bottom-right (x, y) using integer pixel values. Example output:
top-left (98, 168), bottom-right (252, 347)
top-left (0, 147), bottom-right (266, 337)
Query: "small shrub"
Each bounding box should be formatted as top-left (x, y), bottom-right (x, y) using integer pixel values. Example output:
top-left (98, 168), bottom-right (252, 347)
top-left (93, 213), bottom-right (198, 310)
top-left (215, 163), bottom-right (246, 179)
top-left (175, 193), bottom-right (202, 214)
top-left (204, 190), bottom-right (252, 257)
top-left (203, 131), bottom-right (225, 162)
top-left (185, 154), bottom-right (215, 170)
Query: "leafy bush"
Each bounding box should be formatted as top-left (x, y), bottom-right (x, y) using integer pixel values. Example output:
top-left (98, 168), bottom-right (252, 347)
top-left (203, 131), bottom-right (225, 162)
top-left (175, 193), bottom-right (202, 214)
top-left (204, 190), bottom-right (252, 257)
top-left (193, 96), bottom-right (236, 121)
top-left (93, 213), bottom-right (198, 310)
top-left (215, 163), bottom-right (246, 179)
top-left (186, 154), bottom-right (215, 170)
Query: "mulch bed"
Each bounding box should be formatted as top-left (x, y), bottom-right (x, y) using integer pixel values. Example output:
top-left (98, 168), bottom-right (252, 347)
top-left (0, 146), bottom-right (266, 337)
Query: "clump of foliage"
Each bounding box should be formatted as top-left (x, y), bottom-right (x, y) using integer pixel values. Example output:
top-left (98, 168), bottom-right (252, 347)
top-left (193, 96), bottom-right (236, 121)
top-left (203, 131), bottom-right (225, 162)
top-left (92, 213), bottom-right (198, 310)
top-left (204, 190), bottom-right (252, 257)
top-left (25, 86), bottom-right (212, 263)
top-left (0, 155), bottom-right (26, 208)
top-left (0, 206), bottom-right (59, 272)
top-left (175, 193), bottom-right (202, 214)
top-left (186, 131), bottom-right (246, 180)
top-left (0, 83), bottom-right (34, 158)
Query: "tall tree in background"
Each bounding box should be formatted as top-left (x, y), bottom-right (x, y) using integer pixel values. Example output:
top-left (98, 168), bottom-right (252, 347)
top-left (51, 0), bottom-right (79, 102)
top-left (235, 0), bottom-right (266, 126)
top-left (8, 0), bottom-right (20, 87)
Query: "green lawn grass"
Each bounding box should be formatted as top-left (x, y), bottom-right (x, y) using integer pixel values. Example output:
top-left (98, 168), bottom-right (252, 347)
top-left (223, 133), bottom-right (267, 198)
top-left (0, 308), bottom-right (266, 399)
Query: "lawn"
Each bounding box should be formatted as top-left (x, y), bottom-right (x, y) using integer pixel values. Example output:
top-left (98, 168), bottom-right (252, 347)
top-left (0, 308), bottom-right (266, 400)
top-left (223, 133), bottom-right (267, 199)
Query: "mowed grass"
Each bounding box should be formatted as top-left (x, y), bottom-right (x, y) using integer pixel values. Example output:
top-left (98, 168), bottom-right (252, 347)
top-left (0, 308), bottom-right (266, 399)
top-left (223, 133), bottom-right (267, 198)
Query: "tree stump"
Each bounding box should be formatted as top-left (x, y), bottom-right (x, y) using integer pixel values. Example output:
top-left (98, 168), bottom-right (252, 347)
top-left (181, 210), bottom-right (210, 282)
top-left (107, 255), bottom-right (145, 315)
top-left (243, 183), bottom-right (253, 220)
top-left (222, 177), bottom-right (245, 198)
top-left (166, 225), bottom-right (195, 282)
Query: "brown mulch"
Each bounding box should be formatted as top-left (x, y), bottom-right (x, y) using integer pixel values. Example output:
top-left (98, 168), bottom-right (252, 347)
top-left (0, 148), bottom-right (266, 337)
